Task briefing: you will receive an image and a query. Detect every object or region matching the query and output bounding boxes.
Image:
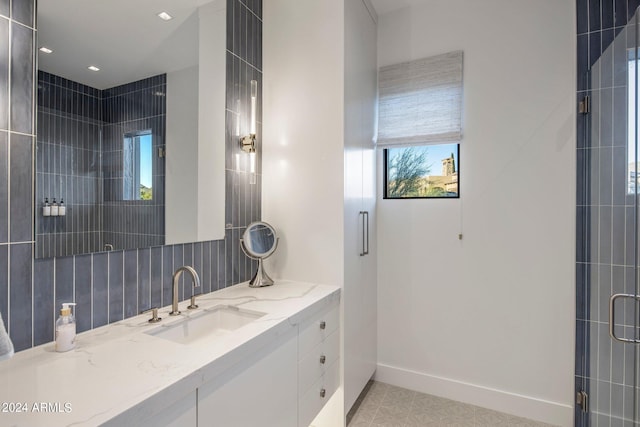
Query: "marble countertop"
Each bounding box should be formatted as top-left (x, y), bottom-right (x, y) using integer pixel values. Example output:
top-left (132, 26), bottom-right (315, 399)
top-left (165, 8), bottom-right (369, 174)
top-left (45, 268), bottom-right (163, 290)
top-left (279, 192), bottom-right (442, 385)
top-left (0, 280), bottom-right (340, 427)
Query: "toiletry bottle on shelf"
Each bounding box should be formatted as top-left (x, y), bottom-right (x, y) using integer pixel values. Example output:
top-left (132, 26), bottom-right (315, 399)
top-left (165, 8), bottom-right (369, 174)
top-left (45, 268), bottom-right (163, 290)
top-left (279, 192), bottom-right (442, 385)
top-left (43, 198), bottom-right (51, 217)
top-left (58, 199), bottom-right (66, 216)
top-left (55, 303), bottom-right (76, 352)
top-left (50, 198), bottom-right (59, 216)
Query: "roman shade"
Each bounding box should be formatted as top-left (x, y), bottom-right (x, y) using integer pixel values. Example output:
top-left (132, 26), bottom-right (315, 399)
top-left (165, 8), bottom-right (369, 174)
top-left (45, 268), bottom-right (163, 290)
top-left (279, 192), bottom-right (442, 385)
top-left (377, 50), bottom-right (463, 147)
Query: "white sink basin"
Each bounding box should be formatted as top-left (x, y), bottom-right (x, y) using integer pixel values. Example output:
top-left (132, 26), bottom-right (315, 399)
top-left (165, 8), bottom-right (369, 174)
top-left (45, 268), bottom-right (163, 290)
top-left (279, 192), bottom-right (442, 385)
top-left (146, 306), bottom-right (265, 345)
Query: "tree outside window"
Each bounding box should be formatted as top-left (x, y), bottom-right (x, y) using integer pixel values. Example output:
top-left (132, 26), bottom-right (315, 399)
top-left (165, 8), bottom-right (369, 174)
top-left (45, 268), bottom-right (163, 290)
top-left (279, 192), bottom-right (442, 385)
top-left (384, 144), bottom-right (459, 199)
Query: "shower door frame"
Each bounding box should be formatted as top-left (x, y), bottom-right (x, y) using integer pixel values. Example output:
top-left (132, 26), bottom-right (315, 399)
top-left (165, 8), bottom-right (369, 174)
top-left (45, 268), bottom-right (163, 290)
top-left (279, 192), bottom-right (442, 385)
top-left (576, 7), bottom-right (640, 426)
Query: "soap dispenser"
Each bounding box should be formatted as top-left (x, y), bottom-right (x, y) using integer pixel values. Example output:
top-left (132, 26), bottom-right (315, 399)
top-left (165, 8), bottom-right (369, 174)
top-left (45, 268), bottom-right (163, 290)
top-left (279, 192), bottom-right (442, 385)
top-left (55, 303), bottom-right (76, 352)
top-left (43, 198), bottom-right (50, 217)
top-left (50, 198), bottom-right (59, 216)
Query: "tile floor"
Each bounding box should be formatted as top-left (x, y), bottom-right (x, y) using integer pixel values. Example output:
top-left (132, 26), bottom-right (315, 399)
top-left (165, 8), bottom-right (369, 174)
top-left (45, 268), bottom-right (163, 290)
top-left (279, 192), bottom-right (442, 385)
top-left (347, 381), bottom-right (558, 427)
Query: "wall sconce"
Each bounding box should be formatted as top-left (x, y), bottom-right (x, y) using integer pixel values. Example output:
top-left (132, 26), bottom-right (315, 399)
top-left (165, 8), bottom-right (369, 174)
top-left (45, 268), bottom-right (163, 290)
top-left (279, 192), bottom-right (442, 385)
top-left (240, 80), bottom-right (258, 184)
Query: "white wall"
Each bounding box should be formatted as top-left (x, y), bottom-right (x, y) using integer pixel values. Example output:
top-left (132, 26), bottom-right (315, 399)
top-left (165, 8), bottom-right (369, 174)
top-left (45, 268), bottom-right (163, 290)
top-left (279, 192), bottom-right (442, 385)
top-left (166, 66), bottom-right (198, 245)
top-left (375, 1), bottom-right (576, 425)
top-left (197, 0), bottom-right (226, 242)
top-left (166, 0), bottom-right (226, 245)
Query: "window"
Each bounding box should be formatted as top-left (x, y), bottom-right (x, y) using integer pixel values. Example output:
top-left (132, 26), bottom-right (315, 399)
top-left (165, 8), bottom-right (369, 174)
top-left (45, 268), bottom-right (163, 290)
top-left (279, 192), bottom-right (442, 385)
top-left (384, 143), bottom-right (459, 199)
top-left (378, 51), bottom-right (463, 199)
top-left (123, 130), bottom-right (153, 200)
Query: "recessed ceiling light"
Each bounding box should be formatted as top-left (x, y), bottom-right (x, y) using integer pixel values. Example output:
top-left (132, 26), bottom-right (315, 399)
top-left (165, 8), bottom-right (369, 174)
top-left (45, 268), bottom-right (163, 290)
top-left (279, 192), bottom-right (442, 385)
top-left (39, 47), bottom-right (53, 54)
top-left (88, 65), bottom-right (100, 72)
top-left (157, 11), bottom-right (173, 21)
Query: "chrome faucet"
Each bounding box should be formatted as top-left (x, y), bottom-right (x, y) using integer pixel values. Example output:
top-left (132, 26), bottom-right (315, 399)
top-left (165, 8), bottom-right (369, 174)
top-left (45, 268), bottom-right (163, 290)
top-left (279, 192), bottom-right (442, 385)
top-left (170, 266), bottom-right (201, 316)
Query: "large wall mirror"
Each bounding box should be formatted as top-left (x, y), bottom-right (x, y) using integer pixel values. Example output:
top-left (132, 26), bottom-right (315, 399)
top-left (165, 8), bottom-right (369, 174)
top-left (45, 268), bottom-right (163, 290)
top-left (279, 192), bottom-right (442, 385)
top-left (35, 0), bottom-right (226, 259)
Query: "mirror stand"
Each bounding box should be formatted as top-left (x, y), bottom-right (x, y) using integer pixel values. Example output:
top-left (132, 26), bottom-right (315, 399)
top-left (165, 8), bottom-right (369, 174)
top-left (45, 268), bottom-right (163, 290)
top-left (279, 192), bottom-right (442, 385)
top-left (240, 221), bottom-right (279, 288)
top-left (249, 257), bottom-right (274, 288)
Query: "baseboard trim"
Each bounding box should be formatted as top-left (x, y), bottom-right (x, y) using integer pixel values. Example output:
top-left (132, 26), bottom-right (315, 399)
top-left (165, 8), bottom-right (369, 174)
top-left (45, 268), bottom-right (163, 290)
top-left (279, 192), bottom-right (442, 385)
top-left (374, 363), bottom-right (573, 427)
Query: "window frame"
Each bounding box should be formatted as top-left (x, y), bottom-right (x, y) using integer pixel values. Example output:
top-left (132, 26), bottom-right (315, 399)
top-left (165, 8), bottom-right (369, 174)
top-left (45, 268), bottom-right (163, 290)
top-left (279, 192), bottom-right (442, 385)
top-left (122, 129), bottom-right (153, 202)
top-left (383, 143), bottom-right (461, 200)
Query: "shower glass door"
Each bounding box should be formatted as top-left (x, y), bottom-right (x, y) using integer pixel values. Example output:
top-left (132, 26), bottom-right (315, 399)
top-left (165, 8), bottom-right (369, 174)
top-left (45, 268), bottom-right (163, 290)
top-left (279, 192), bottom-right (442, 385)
top-left (577, 7), bottom-right (640, 426)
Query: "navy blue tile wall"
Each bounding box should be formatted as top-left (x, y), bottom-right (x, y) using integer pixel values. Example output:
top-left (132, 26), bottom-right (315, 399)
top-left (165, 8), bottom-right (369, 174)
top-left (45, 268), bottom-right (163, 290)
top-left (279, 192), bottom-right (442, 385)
top-left (37, 72), bottom-right (166, 257)
top-left (576, 1), bottom-right (640, 425)
top-left (0, 0), bottom-right (262, 352)
top-left (10, 20), bottom-right (33, 135)
top-left (102, 75), bottom-right (166, 251)
top-left (0, 17), bottom-right (8, 131)
top-left (0, 1), bottom-right (8, 19)
top-left (36, 71), bottom-right (104, 257)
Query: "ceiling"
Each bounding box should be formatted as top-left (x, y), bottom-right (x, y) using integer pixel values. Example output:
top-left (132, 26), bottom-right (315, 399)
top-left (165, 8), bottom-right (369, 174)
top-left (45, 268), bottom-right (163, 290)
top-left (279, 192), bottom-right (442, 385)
top-left (369, 0), bottom-right (428, 15)
top-left (38, 0), bottom-right (425, 90)
top-left (37, 0), bottom-right (219, 90)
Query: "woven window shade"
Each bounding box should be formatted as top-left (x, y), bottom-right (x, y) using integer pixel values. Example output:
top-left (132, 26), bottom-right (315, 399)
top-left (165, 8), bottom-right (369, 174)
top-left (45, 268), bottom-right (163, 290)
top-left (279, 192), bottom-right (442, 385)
top-left (377, 50), bottom-right (463, 147)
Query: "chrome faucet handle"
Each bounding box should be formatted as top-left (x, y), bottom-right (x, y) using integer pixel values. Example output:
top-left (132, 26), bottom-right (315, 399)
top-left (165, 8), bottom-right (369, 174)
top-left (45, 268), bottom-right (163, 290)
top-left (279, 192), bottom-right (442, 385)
top-left (188, 294), bottom-right (199, 310)
top-left (142, 307), bottom-right (162, 323)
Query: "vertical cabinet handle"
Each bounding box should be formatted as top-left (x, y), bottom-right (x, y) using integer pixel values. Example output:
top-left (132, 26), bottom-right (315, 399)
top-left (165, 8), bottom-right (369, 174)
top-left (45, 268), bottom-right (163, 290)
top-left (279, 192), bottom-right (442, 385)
top-left (364, 211), bottom-right (369, 256)
top-left (320, 388), bottom-right (326, 398)
top-left (359, 211), bottom-right (369, 256)
top-left (320, 355), bottom-right (326, 364)
top-left (319, 321), bottom-right (326, 330)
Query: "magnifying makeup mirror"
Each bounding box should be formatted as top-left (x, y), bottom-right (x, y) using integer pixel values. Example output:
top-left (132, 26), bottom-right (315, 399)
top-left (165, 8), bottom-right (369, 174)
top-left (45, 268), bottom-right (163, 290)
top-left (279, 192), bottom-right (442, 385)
top-left (240, 221), bottom-right (279, 287)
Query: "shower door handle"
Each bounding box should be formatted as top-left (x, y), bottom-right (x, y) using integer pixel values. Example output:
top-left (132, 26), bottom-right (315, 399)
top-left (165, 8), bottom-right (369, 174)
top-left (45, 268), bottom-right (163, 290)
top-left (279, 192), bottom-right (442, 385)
top-left (609, 294), bottom-right (640, 344)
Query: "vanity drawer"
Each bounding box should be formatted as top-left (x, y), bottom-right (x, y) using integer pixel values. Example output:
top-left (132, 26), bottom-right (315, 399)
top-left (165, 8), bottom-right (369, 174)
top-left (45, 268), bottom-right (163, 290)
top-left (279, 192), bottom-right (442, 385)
top-left (298, 303), bottom-right (339, 359)
top-left (298, 329), bottom-right (340, 394)
top-left (298, 359), bottom-right (340, 427)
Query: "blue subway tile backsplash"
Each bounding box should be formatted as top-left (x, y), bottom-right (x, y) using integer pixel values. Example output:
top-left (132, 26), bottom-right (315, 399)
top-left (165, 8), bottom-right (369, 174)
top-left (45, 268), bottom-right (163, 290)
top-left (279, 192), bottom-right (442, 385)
top-left (9, 243), bottom-right (32, 351)
top-left (9, 134), bottom-right (32, 242)
top-left (108, 251), bottom-right (124, 324)
top-left (0, 19), bottom-right (8, 131)
top-left (0, 0), bottom-right (262, 352)
top-left (590, 0), bottom-right (603, 31)
top-left (0, 132), bottom-right (7, 243)
top-left (614, 0), bottom-right (627, 27)
top-left (629, 0), bottom-right (640, 20)
top-left (576, 0), bottom-right (588, 34)
top-left (0, 0), bottom-right (8, 18)
top-left (32, 257), bottom-right (53, 346)
top-left (9, 21), bottom-right (33, 135)
top-left (10, 0), bottom-right (33, 28)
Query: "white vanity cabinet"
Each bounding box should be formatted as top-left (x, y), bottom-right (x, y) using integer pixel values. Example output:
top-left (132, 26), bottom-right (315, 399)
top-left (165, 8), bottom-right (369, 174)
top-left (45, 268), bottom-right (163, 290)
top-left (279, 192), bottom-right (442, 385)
top-left (297, 302), bottom-right (340, 427)
top-left (137, 391), bottom-right (198, 427)
top-left (197, 300), bottom-right (340, 427)
top-left (198, 327), bottom-right (299, 427)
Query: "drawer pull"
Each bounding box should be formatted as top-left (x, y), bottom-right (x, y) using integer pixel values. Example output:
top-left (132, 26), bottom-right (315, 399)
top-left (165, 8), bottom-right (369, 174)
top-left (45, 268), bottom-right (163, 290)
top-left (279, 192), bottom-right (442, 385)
top-left (320, 355), bottom-right (326, 364)
top-left (319, 321), bottom-right (326, 330)
top-left (320, 388), bottom-right (326, 398)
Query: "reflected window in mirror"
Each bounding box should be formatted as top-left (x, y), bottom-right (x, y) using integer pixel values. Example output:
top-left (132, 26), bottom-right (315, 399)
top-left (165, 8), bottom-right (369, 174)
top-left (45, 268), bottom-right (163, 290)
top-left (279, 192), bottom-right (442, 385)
top-left (123, 130), bottom-right (153, 201)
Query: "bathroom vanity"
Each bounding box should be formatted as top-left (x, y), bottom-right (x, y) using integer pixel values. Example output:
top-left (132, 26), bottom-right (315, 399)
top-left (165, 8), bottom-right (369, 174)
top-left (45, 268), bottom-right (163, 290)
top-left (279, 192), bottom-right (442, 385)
top-left (0, 281), bottom-right (340, 427)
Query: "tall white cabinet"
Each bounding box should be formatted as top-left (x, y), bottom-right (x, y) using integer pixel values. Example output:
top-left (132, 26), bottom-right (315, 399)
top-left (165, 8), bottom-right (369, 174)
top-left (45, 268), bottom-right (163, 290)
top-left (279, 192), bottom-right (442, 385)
top-left (263, 0), bottom-right (378, 424)
top-left (343, 0), bottom-right (378, 413)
